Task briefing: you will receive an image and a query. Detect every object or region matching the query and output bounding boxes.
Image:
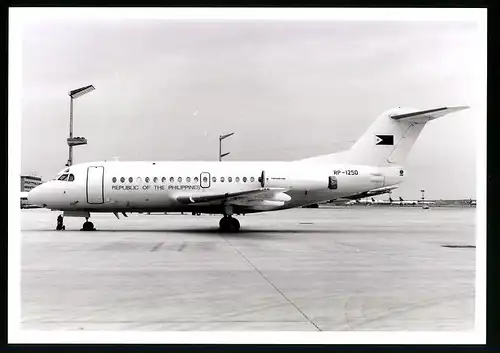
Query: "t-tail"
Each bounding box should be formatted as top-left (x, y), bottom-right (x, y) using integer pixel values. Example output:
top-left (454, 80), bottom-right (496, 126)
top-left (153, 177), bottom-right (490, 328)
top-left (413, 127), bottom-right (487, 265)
top-left (299, 106), bottom-right (469, 166)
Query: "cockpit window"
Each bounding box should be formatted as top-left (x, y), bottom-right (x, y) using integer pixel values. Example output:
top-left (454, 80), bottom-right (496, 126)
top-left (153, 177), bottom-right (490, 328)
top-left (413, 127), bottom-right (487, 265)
top-left (53, 168), bottom-right (71, 180)
top-left (58, 174), bottom-right (68, 181)
top-left (68, 174), bottom-right (75, 182)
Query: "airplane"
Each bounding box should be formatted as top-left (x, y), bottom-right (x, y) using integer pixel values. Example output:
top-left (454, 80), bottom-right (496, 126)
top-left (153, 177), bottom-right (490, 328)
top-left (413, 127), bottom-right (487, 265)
top-left (386, 196), bottom-right (418, 206)
top-left (345, 198), bottom-right (372, 206)
top-left (395, 196), bottom-right (435, 206)
top-left (27, 106), bottom-right (469, 232)
top-left (398, 196), bottom-right (418, 206)
top-left (371, 197), bottom-right (392, 205)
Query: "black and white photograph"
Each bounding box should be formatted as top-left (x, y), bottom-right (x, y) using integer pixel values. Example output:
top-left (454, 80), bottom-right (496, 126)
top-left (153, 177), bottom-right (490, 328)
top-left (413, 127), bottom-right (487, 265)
top-left (9, 7), bottom-right (486, 344)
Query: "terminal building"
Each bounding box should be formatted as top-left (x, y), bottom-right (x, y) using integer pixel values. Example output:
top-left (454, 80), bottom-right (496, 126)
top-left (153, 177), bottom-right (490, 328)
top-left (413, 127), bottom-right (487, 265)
top-left (21, 175), bottom-right (43, 192)
top-left (20, 175), bottom-right (43, 208)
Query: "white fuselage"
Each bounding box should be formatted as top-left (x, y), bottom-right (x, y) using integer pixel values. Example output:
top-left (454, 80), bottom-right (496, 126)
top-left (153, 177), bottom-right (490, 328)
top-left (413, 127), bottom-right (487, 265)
top-left (28, 160), bottom-right (405, 215)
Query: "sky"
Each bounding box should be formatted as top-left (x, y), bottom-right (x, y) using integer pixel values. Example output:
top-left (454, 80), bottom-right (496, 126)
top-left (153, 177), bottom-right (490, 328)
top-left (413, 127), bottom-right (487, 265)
top-left (18, 12), bottom-right (485, 199)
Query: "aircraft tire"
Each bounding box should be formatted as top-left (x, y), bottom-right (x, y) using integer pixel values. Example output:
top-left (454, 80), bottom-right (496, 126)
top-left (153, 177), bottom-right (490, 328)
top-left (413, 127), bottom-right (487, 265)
top-left (81, 221), bottom-right (95, 231)
top-left (230, 218), bottom-right (240, 232)
top-left (219, 217), bottom-right (240, 232)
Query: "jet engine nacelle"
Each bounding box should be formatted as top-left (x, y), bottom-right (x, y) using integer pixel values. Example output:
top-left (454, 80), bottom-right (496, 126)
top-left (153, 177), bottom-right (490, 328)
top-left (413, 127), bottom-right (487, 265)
top-left (291, 177), bottom-right (328, 192)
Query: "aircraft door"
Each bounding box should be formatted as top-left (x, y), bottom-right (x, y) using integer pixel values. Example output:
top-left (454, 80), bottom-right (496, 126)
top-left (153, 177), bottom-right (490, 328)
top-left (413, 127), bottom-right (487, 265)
top-left (200, 172), bottom-right (211, 188)
top-left (87, 166), bottom-right (104, 204)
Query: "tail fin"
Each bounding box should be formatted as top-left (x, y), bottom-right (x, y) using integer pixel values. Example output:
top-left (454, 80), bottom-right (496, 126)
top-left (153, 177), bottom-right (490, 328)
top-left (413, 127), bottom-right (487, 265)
top-left (344, 106), bottom-right (469, 166)
top-left (299, 106), bottom-right (469, 166)
top-left (389, 197), bottom-right (393, 202)
top-left (399, 197), bottom-right (404, 201)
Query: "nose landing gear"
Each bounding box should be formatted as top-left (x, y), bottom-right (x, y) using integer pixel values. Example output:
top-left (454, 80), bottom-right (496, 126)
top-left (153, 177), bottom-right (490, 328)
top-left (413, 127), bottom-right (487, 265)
top-left (81, 217), bottom-right (96, 231)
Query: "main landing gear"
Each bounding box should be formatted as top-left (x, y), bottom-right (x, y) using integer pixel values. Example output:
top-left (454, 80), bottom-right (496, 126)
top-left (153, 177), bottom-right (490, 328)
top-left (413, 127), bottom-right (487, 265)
top-left (81, 217), bottom-right (96, 231)
top-left (218, 205), bottom-right (240, 232)
top-left (219, 216), bottom-right (240, 232)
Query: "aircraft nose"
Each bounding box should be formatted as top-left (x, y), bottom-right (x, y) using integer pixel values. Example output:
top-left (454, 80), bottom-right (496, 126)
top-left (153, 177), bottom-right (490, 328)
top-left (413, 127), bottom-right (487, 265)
top-left (28, 185), bottom-right (44, 207)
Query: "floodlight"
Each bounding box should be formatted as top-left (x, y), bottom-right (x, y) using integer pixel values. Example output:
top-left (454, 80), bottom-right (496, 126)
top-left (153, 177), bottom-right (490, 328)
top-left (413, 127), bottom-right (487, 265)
top-left (69, 85), bottom-right (95, 99)
top-left (220, 132), bottom-right (234, 140)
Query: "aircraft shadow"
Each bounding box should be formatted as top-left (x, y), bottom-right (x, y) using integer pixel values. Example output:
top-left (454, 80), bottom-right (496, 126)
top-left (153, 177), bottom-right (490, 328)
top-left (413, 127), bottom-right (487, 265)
top-left (30, 228), bottom-right (355, 237)
top-left (98, 228), bottom-right (348, 236)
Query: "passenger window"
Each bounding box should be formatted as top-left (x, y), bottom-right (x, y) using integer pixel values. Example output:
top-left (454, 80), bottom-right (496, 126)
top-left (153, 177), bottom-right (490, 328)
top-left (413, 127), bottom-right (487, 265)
top-left (194, 177), bottom-right (199, 182)
top-left (203, 177), bottom-right (208, 182)
top-left (68, 174), bottom-right (75, 182)
top-left (228, 177), bottom-right (232, 183)
top-left (137, 177), bottom-right (142, 183)
top-left (212, 177), bottom-right (217, 183)
top-left (120, 177), bottom-right (125, 183)
top-left (250, 177), bottom-right (255, 182)
top-left (170, 177), bottom-right (174, 183)
top-left (186, 177), bottom-right (191, 182)
top-left (235, 177), bottom-right (240, 182)
top-left (129, 177), bottom-right (133, 183)
top-left (243, 177), bottom-right (247, 182)
top-left (153, 177), bottom-right (158, 183)
top-left (162, 177), bottom-right (166, 183)
top-left (221, 177), bottom-right (225, 182)
top-left (112, 177), bottom-right (117, 183)
top-left (178, 177), bottom-right (182, 182)
top-left (58, 174), bottom-right (68, 181)
top-left (145, 177), bottom-right (150, 183)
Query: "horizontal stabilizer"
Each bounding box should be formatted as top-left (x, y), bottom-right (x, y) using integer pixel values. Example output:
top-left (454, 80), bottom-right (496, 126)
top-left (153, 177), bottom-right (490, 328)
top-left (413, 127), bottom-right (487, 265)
top-left (390, 106), bottom-right (469, 121)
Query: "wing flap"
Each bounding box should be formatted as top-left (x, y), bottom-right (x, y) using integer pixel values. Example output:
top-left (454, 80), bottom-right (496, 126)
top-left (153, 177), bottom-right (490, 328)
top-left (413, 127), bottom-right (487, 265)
top-left (177, 187), bottom-right (289, 205)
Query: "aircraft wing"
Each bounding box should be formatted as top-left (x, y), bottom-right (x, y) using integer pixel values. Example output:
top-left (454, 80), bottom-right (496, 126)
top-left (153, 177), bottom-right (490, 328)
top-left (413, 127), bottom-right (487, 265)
top-left (390, 106), bottom-right (469, 122)
top-left (176, 187), bottom-right (290, 205)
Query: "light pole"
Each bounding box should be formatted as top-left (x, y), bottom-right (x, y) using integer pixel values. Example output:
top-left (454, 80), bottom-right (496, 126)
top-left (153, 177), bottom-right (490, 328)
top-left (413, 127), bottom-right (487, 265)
top-left (66, 85), bottom-right (95, 166)
top-left (219, 132), bottom-right (234, 161)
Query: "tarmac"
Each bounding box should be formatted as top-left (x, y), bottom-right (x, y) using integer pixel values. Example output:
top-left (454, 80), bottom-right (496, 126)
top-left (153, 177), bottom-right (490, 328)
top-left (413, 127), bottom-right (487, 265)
top-left (20, 206), bottom-right (476, 331)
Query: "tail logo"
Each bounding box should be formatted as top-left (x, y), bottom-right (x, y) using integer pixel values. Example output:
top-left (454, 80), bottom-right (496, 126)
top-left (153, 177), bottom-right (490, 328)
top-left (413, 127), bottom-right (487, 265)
top-left (375, 134), bottom-right (394, 146)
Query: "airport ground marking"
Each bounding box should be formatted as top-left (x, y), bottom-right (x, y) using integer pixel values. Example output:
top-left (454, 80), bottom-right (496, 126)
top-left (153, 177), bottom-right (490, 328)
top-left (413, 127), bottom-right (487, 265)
top-left (220, 235), bottom-right (322, 332)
